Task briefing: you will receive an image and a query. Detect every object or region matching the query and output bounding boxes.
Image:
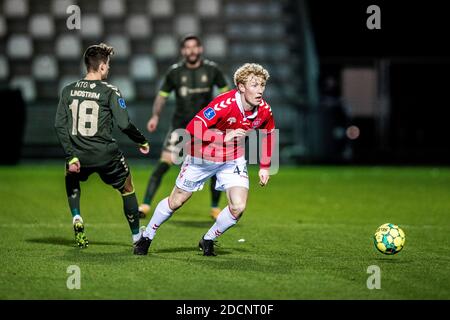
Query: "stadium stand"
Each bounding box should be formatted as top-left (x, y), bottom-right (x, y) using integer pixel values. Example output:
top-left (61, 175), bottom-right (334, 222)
top-left (0, 0), bottom-right (313, 161)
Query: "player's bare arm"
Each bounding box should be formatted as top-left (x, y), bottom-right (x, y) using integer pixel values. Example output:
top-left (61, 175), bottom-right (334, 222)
top-left (147, 94), bottom-right (168, 132)
top-left (68, 158), bottom-right (81, 173)
top-left (139, 142), bottom-right (150, 154)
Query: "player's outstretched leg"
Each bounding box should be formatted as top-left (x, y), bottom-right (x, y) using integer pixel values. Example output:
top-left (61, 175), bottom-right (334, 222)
top-left (134, 187), bottom-right (192, 255)
top-left (209, 175), bottom-right (221, 220)
top-left (66, 174), bottom-right (88, 248)
top-left (120, 175), bottom-right (142, 245)
top-left (139, 161), bottom-right (170, 218)
top-left (122, 192), bottom-right (142, 244)
top-left (200, 187), bottom-right (247, 256)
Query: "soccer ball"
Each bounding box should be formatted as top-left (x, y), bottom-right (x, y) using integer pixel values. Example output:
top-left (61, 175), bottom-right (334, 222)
top-left (373, 223), bottom-right (405, 255)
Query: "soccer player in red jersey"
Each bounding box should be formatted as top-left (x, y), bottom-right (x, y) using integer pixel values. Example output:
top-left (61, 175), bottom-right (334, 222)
top-left (134, 63), bottom-right (275, 256)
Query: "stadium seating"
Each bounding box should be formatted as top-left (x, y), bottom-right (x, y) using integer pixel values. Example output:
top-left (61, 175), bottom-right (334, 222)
top-left (0, 0), bottom-right (308, 159)
top-left (80, 14), bottom-right (103, 38)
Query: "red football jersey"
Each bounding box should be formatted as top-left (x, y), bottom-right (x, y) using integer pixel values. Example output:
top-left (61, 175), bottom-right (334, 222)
top-left (185, 89), bottom-right (275, 168)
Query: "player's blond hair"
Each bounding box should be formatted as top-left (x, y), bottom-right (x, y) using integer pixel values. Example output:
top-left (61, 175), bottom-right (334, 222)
top-left (233, 63), bottom-right (270, 86)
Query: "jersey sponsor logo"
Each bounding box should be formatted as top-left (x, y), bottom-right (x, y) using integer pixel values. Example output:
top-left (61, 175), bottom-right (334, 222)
top-left (75, 81), bottom-right (89, 88)
top-left (183, 179), bottom-right (197, 189)
top-left (178, 86), bottom-right (211, 97)
top-left (240, 119), bottom-right (251, 129)
top-left (203, 107), bottom-right (216, 120)
top-left (188, 87), bottom-right (210, 94)
top-left (227, 117), bottom-right (237, 125)
top-left (118, 98), bottom-right (127, 109)
top-left (90, 83), bottom-right (96, 89)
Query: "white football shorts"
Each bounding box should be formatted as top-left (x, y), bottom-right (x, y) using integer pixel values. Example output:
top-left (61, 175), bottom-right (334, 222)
top-left (175, 155), bottom-right (249, 192)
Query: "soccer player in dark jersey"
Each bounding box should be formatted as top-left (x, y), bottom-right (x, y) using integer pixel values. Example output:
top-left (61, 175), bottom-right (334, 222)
top-left (55, 43), bottom-right (150, 248)
top-left (139, 34), bottom-right (229, 220)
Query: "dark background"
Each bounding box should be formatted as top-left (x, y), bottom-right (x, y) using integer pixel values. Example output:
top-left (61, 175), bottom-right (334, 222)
top-left (309, 1), bottom-right (449, 57)
top-left (308, 0), bottom-right (450, 164)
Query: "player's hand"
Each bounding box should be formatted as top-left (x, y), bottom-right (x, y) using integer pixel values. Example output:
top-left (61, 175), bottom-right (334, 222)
top-left (68, 158), bottom-right (80, 173)
top-left (258, 168), bottom-right (270, 187)
top-left (147, 116), bottom-right (159, 133)
top-left (139, 142), bottom-right (150, 154)
top-left (224, 129), bottom-right (247, 143)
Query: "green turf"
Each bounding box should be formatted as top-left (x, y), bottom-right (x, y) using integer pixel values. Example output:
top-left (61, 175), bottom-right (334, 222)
top-left (0, 164), bottom-right (449, 299)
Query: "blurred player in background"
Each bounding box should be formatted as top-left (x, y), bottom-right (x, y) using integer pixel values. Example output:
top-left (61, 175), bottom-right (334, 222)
top-left (139, 34), bottom-right (229, 220)
top-left (55, 43), bottom-right (149, 248)
top-left (134, 63), bottom-right (275, 256)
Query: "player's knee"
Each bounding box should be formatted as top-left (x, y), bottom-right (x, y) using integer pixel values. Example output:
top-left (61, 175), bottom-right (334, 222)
top-left (160, 151), bottom-right (174, 166)
top-left (119, 175), bottom-right (134, 194)
top-left (229, 202), bottom-right (246, 216)
top-left (120, 184), bottom-right (134, 194)
top-left (168, 197), bottom-right (184, 211)
top-left (168, 189), bottom-right (191, 211)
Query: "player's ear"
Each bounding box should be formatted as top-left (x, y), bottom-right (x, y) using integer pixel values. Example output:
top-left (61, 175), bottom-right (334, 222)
top-left (237, 82), bottom-right (245, 93)
top-left (99, 62), bottom-right (106, 72)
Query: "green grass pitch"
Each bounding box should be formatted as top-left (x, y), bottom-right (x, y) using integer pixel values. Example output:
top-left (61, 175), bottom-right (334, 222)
top-left (0, 164), bottom-right (449, 299)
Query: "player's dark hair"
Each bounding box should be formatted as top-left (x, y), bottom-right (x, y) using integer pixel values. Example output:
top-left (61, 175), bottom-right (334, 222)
top-left (83, 43), bottom-right (114, 72)
top-left (180, 34), bottom-right (202, 48)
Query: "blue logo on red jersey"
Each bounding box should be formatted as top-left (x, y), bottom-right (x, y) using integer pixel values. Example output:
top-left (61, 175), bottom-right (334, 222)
top-left (203, 107), bottom-right (216, 120)
top-left (118, 98), bottom-right (127, 109)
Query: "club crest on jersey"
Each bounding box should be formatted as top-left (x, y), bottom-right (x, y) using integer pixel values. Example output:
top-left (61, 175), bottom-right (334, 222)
top-left (227, 117), bottom-right (237, 125)
top-left (118, 98), bottom-right (127, 109)
top-left (89, 83), bottom-right (96, 89)
top-left (252, 118), bottom-right (262, 128)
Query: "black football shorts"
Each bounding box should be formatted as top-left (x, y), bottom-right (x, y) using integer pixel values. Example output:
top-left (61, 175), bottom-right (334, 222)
top-left (67, 153), bottom-right (130, 190)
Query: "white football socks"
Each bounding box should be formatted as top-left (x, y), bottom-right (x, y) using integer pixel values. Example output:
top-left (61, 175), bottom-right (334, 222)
top-left (204, 206), bottom-right (238, 240)
top-left (132, 233), bottom-right (141, 243)
top-left (143, 197), bottom-right (173, 240)
top-left (72, 215), bottom-right (83, 224)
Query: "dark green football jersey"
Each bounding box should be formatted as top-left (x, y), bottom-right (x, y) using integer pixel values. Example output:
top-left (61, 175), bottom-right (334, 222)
top-left (55, 79), bottom-right (147, 167)
top-left (159, 59), bottom-right (228, 128)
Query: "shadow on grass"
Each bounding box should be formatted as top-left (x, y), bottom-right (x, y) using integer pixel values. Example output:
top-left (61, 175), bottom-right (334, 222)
top-left (172, 253), bottom-right (290, 274)
top-left (154, 246), bottom-right (202, 254)
top-left (154, 246), bottom-right (234, 256)
top-left (169, 220), bottom-right (214, 228)
top-left (25, 237), bottom-right (130, 248)
top-left (373, 258), bottom-right (412, 263)
top-left (60, 249), bottom-right (134, 263)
